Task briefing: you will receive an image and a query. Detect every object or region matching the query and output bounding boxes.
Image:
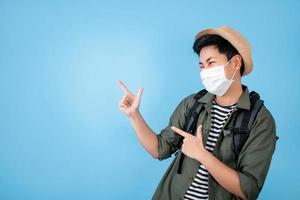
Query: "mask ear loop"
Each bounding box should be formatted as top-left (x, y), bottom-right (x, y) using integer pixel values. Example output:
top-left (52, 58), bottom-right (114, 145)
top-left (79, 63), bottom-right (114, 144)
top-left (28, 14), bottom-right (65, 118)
top-left (225, 55), bottom-right (239, 81)
top-left (230, 67), bottom-right (238, 81)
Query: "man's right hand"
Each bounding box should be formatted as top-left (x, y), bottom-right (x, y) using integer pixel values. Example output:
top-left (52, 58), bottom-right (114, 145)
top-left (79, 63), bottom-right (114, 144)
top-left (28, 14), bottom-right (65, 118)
top-left (117, 80), bottom-right (159, 159)
top-left (117, 80), bottom-right (143, 118)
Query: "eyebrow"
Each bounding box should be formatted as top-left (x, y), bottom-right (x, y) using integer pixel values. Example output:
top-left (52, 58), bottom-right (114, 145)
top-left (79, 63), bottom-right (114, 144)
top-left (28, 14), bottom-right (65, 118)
top-left (199, 56), bottom-right (215, 65)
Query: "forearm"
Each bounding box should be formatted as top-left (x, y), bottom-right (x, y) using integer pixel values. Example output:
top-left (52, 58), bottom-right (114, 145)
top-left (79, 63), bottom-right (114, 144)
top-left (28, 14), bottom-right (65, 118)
top-left (128, 111), bottom-right (159, 159)
top-left (198, 152), bottom-right (246, 199)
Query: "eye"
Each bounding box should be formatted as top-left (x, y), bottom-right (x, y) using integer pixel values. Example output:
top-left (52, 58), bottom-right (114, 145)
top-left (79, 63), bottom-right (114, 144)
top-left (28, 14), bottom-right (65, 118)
top-left (208, 61), bottom-right (215, 65)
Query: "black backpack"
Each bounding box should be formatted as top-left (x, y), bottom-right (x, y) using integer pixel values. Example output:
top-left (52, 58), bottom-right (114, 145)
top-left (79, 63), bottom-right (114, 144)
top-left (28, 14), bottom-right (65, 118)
top-left (176, 86), bottom-right (276, 174)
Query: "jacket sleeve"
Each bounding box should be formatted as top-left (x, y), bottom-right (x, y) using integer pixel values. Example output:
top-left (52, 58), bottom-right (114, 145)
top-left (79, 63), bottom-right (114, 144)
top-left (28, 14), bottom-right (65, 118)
top-left (236, 106), bottom-right (277, 200)
top-left (156, 95), bottom-right (193, 161)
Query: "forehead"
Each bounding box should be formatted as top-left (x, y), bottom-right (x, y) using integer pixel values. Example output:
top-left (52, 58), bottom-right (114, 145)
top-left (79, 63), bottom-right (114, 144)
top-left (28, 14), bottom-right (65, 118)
top-left (199, 45), bottom-right (225, 62)
top-left (199, 45), bottom-right (221, 58)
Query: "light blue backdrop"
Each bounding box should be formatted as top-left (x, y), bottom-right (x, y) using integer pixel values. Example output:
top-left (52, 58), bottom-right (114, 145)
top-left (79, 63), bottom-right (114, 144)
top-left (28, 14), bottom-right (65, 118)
top-left (0, 0), bottom-right (299, 199)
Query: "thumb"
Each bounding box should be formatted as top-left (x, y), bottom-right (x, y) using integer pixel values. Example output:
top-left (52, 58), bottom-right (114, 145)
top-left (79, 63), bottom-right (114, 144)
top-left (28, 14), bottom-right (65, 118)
top-left (196, 125), bottom-right (203, 140)
top-left (132, 88), bottom-right (143, 107)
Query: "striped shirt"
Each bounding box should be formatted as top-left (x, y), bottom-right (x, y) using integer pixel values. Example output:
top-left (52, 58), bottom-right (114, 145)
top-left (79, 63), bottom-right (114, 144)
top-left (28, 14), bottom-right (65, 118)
top-left (183, 100), bottom-right (236, 200)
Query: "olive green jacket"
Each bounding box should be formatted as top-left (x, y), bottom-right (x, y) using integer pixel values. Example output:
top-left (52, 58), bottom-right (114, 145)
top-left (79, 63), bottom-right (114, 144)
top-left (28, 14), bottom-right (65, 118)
top-left (152, 87), bottom-right (277, 200)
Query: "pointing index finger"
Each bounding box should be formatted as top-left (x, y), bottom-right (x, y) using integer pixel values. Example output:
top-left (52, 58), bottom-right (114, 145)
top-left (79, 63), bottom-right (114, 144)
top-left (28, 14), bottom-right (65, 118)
top-left (118, 80), bottom-right (132, 95)
top-left (171, 126), bottom-right (188, 138)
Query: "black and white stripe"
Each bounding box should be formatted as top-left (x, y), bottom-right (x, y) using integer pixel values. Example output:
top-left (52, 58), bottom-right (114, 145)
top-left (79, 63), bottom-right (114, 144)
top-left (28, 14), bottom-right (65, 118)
top-left (183, 100), bottom-right (236, 200)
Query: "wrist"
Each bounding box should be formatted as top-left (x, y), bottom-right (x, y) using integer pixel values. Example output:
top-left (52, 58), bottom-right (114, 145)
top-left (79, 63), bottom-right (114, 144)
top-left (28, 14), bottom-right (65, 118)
top-left (129, 110), bottom-right (140, 120)
top-left (196, 148), bottom-right (211, 164)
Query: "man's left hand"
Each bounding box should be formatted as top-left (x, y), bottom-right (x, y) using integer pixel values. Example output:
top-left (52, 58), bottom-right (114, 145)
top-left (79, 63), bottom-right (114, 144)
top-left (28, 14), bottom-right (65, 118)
top-left (171, 125), bottom-right (208, 162)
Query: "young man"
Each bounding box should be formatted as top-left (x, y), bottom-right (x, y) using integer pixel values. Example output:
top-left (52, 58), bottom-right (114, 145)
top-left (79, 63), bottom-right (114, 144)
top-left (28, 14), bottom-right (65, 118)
top-left (118, 26), bottom-right (277, 200)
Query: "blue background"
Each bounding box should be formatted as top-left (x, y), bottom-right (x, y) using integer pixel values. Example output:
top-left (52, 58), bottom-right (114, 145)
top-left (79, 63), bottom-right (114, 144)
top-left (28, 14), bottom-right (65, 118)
top-left (0, 0), bottom-right (299, 199)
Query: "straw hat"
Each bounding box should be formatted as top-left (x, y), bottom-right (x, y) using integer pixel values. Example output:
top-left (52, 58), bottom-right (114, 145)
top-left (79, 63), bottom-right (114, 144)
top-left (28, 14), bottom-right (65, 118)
top-left (195, 25), bottom-right (253, 76)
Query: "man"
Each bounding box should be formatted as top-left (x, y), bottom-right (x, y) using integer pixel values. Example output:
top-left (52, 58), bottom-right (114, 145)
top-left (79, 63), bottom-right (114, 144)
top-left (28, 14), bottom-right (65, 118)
top-left (117, 25), bottom-right (277, 200)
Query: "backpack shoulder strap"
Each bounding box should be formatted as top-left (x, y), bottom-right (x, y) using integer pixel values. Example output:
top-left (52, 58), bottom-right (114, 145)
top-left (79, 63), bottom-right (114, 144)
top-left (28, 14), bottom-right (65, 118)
top-left (177, 89), bottom-right (207, 174)
top-left (233, 91), bottom-right (264, 158)
top-left (184, 89), bottom-right (208, 133)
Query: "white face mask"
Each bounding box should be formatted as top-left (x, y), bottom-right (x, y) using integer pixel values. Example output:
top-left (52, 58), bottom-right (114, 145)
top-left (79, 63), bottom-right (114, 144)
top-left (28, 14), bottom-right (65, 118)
top-left (200, 57), bottom-right (237, 96)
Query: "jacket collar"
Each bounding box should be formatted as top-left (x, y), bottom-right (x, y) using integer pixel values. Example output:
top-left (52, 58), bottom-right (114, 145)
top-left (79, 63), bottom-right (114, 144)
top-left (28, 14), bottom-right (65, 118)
top-left (197, 85), bottom-right (251, 110)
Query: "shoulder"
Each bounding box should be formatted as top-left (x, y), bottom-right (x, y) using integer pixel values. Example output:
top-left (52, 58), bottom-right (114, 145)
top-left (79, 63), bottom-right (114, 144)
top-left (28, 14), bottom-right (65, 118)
top-left (255, 104), bottom-right (276, 127)
top-left (251, 103), bottom-right (277, 141)
top-left (180, 89), bottom-right (207, 105)
top-left (181, 93), bottom-right (197, 103)
top-left (178, 92), bottom-right (200, 109)
top-left (170, 92), bottom-right (199, 117)
top-left (249, 88), bottom-right (276, 129)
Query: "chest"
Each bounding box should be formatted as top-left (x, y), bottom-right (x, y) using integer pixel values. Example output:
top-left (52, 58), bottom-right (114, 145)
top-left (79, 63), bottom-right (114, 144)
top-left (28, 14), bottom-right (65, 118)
top-left (195, 107), bottom-right (239, 169)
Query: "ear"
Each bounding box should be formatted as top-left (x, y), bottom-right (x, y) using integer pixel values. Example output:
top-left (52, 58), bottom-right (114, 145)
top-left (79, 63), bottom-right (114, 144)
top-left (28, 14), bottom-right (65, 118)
top-left (233, 55), bottom-right (242, 71)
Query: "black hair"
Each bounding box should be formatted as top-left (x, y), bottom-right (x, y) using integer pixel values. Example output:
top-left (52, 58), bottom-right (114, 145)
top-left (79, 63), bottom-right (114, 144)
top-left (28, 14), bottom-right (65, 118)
top-left (193, 34), bottom-right (245, 76)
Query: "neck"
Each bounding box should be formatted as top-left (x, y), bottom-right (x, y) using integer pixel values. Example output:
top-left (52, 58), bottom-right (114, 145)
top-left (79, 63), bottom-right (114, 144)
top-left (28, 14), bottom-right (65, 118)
top-left (215, 81), bottom-right (243, 106)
